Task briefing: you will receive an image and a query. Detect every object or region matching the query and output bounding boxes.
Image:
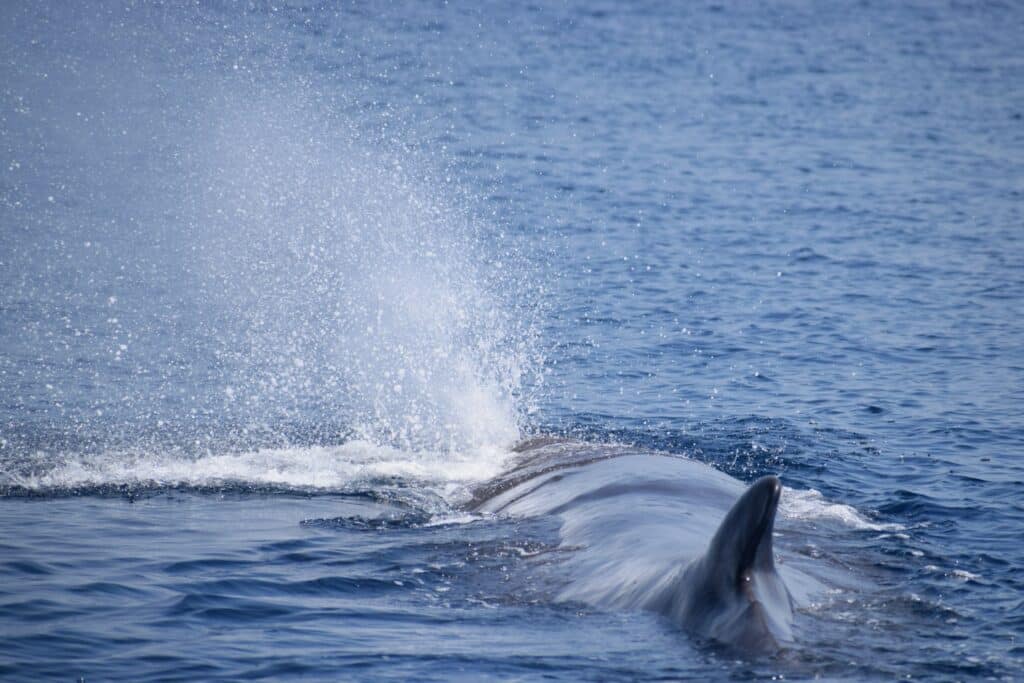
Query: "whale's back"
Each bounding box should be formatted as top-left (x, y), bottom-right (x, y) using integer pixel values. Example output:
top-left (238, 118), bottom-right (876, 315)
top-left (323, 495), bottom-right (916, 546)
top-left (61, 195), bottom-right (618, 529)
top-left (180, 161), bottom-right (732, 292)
top-left (472, 440), bottom-right (810, 650)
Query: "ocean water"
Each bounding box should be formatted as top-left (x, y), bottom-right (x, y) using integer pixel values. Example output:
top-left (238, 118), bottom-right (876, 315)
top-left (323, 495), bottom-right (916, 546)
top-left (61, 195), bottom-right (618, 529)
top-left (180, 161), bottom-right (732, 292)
top-left (1, 1), bottom-right (1022, 680)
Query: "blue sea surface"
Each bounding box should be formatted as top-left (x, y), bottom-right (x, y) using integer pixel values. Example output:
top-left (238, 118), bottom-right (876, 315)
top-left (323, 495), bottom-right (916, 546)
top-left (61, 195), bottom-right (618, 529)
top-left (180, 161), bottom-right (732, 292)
top-left (1, 1), bottom-right (1022, 680)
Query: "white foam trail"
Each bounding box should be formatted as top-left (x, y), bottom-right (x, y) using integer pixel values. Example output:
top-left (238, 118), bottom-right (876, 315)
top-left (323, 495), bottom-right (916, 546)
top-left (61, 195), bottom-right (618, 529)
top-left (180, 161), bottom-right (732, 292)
top-left (781, 486), bottom-right (901, 531)
top-left (9, 441), bottom-right (513, 499)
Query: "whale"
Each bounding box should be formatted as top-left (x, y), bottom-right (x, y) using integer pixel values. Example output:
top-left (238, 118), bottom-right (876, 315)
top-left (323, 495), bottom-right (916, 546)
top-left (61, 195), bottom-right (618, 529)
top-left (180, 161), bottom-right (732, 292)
top-left (470, 437), bottom-right (817, 652)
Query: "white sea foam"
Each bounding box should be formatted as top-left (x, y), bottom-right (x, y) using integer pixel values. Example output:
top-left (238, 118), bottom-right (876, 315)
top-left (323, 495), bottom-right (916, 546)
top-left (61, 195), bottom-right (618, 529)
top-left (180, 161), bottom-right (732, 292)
top-left (952, 568), bottom-right (981, 582)
top-left (423, 512), bottom-right (484, 527)
top-left (781, 486), bottom-right (901, 531)
top-left (9, 441), bottom-right (513, 499)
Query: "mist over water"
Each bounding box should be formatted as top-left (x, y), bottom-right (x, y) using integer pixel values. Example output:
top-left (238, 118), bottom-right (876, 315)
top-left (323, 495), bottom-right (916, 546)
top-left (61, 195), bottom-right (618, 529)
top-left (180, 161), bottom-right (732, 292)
top-left (186, 92), bottom-right (536, 454)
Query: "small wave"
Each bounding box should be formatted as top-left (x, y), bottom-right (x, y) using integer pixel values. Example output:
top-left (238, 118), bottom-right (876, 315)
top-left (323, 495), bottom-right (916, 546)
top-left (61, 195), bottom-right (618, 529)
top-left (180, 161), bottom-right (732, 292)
top-left (781, 486), bottom-right (901, 531)
top-left (951, 568), bottom-right (982, 582)
top-left (422, 512), bottom-right (484, 527)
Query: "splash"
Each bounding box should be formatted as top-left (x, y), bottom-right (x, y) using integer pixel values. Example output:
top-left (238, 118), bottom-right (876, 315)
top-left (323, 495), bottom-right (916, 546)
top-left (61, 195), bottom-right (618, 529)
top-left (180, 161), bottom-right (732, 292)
top-left (182, 90), bottom-right (537, 455)
top-left (1, 91), bottom-right (539, 489)
top-left (0, 2), bottom-right (543, 490)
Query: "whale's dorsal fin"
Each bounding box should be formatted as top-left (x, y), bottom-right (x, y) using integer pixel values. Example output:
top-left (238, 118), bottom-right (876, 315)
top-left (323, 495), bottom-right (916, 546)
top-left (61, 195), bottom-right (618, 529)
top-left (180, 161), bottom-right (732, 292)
top-left (705, 475), bottom-right (782, 586)
top-left (675, 475), bottom-right (793, 650)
